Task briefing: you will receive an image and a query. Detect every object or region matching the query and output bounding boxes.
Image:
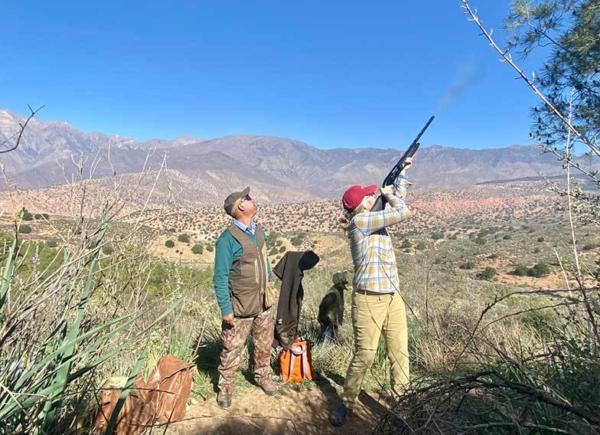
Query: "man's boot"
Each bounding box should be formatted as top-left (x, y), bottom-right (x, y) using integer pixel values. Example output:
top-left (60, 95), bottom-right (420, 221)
top-left (257, 376), bottom-right (278, 396)
top-left (330, 404), bottom-right (350, 427)
top-left (217, 388), bottom-right (233, 409)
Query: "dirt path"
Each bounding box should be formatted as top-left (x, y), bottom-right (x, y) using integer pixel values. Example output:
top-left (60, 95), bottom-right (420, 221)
top-left (166, 378), bottom-right (388, 434)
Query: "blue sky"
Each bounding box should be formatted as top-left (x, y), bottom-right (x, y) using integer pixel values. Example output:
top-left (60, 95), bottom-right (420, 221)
top-left (1, 1), bottom-right (542, 150)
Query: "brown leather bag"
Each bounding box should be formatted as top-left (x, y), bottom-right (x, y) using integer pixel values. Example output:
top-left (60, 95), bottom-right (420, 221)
top-left (92, 376), bottom-right (154, 435)
top-left (146, 355), bottom-right (195, 423)
top-left (93, 356), bottom-right (195, 433)
top-left (278, 338), bottom-right (314, 383)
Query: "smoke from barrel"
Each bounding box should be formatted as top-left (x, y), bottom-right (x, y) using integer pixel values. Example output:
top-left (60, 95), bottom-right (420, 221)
top-left (435, 64), bottom-right (481, 114)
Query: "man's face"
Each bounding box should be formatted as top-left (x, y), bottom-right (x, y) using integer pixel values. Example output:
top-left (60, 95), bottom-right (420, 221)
top-left (237, 193), bottom-right (257, 218)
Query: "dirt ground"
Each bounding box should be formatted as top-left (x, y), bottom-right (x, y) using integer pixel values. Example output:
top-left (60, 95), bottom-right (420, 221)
top-left (165, 378), bottom-right (389, 435)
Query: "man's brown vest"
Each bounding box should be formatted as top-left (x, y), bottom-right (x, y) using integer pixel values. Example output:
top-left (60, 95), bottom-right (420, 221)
top-left (228, 224), bottom-right (270, 317)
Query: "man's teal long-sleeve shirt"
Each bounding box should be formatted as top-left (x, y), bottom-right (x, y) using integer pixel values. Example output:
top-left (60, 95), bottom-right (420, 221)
top-left (213, 224), bottom-right (273, 316)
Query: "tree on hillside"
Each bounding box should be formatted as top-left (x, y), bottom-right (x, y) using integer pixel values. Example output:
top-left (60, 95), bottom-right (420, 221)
top-left (477, 266), bottom-right (497, 280)
top-left (177, 233), bottom-right (190, 243)
top-left (528, 261), bottom-right (551, 277)
top-left (463, 0), bottom-right (599, 220)
top-left (506, 1), bottom-right (598, 154)
top-left (21, 208), bottom-right (33, 221)
top-left (18, 224), bottom-right (32, 234)
top-left (506, 0), bottom-right (599, 219)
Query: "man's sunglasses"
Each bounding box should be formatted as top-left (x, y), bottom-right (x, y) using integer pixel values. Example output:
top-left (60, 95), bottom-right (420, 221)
top-left (243, 194), bottom-right (253, 201)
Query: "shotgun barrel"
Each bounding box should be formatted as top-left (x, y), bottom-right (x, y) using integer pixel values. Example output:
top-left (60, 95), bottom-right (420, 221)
top-left (371, 115), bottom-right (435, 212)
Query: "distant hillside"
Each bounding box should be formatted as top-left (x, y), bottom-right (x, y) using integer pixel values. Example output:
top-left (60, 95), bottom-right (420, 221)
top-left (1, 109), bottom-right (595, 202)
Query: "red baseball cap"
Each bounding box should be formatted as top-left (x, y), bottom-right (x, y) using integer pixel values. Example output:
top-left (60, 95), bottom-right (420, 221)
top-left (342, 184), bottom-right (378, 212)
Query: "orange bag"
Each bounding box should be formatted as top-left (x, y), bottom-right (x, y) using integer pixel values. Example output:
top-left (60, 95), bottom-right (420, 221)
top-left (279, 338), bottom-right (314, 383)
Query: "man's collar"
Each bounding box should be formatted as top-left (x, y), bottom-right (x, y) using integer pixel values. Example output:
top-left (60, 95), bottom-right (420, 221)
top-left (233, 219), bottom-right (257, 235)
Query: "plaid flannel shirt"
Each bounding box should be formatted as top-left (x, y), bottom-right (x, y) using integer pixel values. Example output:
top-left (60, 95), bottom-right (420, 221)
top-left (348, 191), bottom-right (410, 294)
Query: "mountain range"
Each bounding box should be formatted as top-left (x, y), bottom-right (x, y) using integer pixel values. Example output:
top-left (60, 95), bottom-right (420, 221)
top-left (0, 109), bottom-right (590, 203)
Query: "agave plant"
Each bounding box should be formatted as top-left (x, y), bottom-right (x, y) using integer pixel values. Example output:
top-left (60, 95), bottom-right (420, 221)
top-left (0, 207), bottom-right (178, 434)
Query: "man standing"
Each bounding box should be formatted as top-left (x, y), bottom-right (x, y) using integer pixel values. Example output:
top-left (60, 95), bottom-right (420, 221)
top-left (330, 160), bottom-right (413, 427)
top-left (213, 186), bottom-right (278, 409)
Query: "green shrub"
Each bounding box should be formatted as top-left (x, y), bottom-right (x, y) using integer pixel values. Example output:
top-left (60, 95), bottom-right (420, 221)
top-left (401, 239), bottom-right (412, 249)
top-left (165, 239), bottom-right (175, 248)
top-left (206, 245), bottom-right (214, 252)
top-left (192, 244), bottom-right (203, 255)
top-left (533, 247), bottom-right (541, 254)
top-left (279, 245), bottom-right (286, 253)
top-left (416, 242), bottom-right (427, 250)
top-left (178, 233), bottom-right (190, 243)
top-left (478, 267), bottom-right (497, 280)
top-left (18, 224), bottom-right (32, 234)
top-left (101, 244), bottom-right (114, 255)
top-left (291, 234), bottom-right (305, 247)
top-left (503, 234), bottom-right (512, 240)
top-left (513, 264), bottom-right (528, 276)
top-left (475, 237), bottom-right (486, 245)
top-left (46, 240), bottom-right (58, 248)
top-left (21, 210), bottom-right (33, 221)
top-left (528, 262), bottom-right (550, 278)
top-left (537, 236), bottom-right (545, 242)
top-left (583, 243), bottom-right (596, 251)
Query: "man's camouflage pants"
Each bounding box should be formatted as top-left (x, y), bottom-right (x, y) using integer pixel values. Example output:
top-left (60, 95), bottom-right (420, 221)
top-left (217, 305), bottom-right (275, 393)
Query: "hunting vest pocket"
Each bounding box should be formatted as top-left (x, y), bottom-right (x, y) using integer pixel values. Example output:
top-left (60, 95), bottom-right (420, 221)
top-left (231, 284), bottom-right (261, 318)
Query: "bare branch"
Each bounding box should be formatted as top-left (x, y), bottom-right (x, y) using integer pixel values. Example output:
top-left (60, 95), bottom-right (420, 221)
top-left (0, 105), bottom-right (45, 154)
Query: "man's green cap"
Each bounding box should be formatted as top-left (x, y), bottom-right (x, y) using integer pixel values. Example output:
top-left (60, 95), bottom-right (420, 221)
top-left (223, 186), bottom-right (250, 217)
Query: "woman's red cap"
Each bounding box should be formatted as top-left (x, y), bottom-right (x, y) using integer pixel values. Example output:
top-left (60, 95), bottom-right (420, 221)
top-left (342, 184), bottom-right (378, 212)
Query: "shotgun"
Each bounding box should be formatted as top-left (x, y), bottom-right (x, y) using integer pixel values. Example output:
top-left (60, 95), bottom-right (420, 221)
top-left (371, 115), bottom-right (435, 211)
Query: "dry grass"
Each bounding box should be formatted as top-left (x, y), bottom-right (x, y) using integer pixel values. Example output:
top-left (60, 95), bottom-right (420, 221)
top-left (1, 170), bottom-right (598, 433)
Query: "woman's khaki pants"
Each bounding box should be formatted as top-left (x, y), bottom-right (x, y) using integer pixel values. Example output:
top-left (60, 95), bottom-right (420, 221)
top-left (342, 291), bottom-right (409, 407)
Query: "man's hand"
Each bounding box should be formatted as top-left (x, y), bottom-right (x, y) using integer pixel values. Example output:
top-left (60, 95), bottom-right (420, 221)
top-left (222, 313), bottom-right (235, 327)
